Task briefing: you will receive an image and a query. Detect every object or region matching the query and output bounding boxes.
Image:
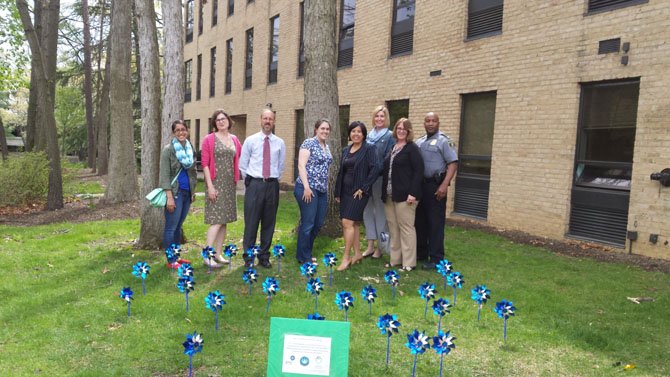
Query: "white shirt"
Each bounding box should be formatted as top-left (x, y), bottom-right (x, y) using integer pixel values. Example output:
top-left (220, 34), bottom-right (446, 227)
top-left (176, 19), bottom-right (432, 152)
top-left (239, 131), bottom-right (286, 179)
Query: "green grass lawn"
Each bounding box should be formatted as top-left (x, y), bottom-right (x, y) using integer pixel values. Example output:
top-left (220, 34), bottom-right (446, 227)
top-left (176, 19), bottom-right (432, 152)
top-left (1, 194), bottom-right (668, 376)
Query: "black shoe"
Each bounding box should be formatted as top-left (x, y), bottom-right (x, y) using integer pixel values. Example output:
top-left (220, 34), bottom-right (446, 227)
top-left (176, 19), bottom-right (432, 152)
top-left (422, 262), bottom-right (437, 270)
top-left (244, 260), bottom-right (254, 268)
top-left (259, 260), bottom-right (272, 269)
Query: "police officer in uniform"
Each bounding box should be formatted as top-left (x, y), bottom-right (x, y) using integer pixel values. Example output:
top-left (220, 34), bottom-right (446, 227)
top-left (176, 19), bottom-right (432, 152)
top-left (415, 112), bottom-right (458, 269)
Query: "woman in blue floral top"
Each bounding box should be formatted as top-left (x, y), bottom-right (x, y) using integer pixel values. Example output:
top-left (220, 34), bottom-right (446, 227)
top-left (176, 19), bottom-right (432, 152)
top-left (294, 119), bottom-right (334, 264)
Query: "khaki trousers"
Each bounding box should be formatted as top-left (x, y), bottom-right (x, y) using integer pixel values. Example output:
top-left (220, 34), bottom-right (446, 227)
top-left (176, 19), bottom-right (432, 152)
top-left (384, 199), bottom-right (418, 268)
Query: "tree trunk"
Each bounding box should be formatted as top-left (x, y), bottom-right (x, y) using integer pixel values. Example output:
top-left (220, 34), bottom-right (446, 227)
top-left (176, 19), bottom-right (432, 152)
top-left (161, 0), bottom-right (184, 145)
top-left (0, 116), bottom-right (8, 161)
top-left (96, 38), bottom-right (111, 176)
top-left (25, 0), bottom-right (42, 152)
top-left (82, 0), bottom-right (96, 170)
top-left (135, 0), bottom-right (164, 249)
top-left (104, 0), bottom-right (137, 203)
top-left (17, 0), bottom-right (64, 210)
top-left (304, 0), bottom-right (341, 236)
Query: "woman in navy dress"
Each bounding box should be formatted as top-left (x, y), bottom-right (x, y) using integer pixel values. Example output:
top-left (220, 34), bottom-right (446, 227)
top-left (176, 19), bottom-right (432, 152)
top-left (334, 121), bottom-right (380, 271)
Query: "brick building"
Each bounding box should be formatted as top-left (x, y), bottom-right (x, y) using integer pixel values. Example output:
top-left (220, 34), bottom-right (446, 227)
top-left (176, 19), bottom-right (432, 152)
top-left (183, 0), bottom-right (670, 260)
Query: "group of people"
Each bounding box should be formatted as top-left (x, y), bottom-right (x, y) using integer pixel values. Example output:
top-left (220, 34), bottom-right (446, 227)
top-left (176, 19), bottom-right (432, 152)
top-left (158, 106), bottom-right (458, 273)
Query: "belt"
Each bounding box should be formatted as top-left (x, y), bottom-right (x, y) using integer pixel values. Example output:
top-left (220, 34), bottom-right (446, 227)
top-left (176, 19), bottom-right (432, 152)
top-left (423, 173), bottom-right (445, 184)
top-left (250, 177), bottom-right (278, 182)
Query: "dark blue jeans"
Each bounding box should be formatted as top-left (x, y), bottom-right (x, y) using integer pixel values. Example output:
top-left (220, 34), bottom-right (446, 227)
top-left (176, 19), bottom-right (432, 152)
top-left (294, 182), bottom-right (328, 263)
top-left (163, 189), bottom-right (191, 249)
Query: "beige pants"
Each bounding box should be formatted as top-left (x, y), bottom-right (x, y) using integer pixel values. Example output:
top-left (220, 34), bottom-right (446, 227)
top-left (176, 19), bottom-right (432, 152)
top-left (384, 199), bottom-right (418, 268)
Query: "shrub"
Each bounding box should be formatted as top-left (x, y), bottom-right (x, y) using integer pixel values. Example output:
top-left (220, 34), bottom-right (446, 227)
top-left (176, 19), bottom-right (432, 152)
top-left (0, 152), bottom-right (49, 206)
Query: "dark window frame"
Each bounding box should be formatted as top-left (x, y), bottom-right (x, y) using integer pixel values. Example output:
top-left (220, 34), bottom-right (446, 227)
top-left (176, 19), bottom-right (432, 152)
top-left (268, 15), bottom-right (280, 84)
top-left (198, 0), bottom-right (203, 35)
top-left (586, 0), bottom-right (648, 15)
top-left (184, 59), bottom-right (193, 102)
top-left (297, 2), bottom-right (305, 77)
top-left (225, 38), bottom-right (233, 94)
top-left (185, 0), bottom-right (194, 43)
top-left (228, 0), bottom-right (234, 16)
top-left (390, 0), bottom-right (415, 57)
top-left (244, 28), bottom-right (254, 90)
top-left (458, 91), bottom-right (497, 176)
top-left (212, 0), bottom-right (218, 26)
top-left (209, 47), bottom-right (216, 97)
top-left (196, 54), bottom-right (202, 100)
top-left (466, 0), bottom-right (503, 41)
top-left (337, 0), bottom-right (355, 68)
top-left (385, 99), bottom-right (410, 128)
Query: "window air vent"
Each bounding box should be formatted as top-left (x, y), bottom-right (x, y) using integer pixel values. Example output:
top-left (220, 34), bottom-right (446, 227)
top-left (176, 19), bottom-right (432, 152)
top-left (598, 38), bottom-right (621, 54)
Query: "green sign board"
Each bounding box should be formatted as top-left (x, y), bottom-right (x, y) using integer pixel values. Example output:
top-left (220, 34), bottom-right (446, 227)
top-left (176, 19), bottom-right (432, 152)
top-left (266, 317), bottom-right (350, 376)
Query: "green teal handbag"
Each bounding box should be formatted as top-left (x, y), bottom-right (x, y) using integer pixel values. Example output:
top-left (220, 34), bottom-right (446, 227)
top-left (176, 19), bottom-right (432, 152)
top-left (145, 168), bottom-right (182, 207)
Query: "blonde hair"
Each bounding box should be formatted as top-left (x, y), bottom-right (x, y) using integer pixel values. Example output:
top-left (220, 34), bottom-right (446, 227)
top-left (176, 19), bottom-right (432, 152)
top-left (372, 105), bottom-right (390, 128)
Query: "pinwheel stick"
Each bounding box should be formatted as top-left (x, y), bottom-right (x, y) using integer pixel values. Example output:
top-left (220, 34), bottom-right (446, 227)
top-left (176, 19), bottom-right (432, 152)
top-left (344, 309), bottom-right (349, 322)
top-left (215, 310), bottom-right (219, 331)
top-left (188, 354), bottom-right (193, 377)
top-left (368, 301), bottom-right (372, 316)
top-left (424, 301), bottom-right (429, 318)
top-left (142, 279), bottom-right (146, 295)
top-left (315, 296), bottom-right (319, 311)
top-left (386, 333), bottom-right (391, 365)
top-left (266, 296), bottom-right (272, 314)
top-left (185, 291), bottom-right (190, 312)
top-left (229, 262), bottom-right (232, 272)
top-left (443, 277), bottom-right (447, 291)
top-left (411, 354), bottom-right (418, 377)
top-left (127, 301), bottom-right (131, 317)
top-left (392, 286), bottom-right (396, 299)
top-left (503, 317), bottom-right (508, 344)
top-left (329, 267), bottom-right (333, 287)
top-left (453, 288), bottom-right (457, 306)
top-left (277, 259), bottom-right (281, 274)
top-left (477, 304), bottom-right (482, 322)
top-left (439, 353), bottom-right (444, 377)
top-left (437, 315), bottom-right (442, 332)
top-left (248, 285), bottom-right (252, 295)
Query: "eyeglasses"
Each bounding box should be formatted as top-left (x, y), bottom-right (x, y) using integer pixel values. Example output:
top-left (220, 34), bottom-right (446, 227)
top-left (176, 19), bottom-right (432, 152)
top-left (215, 118), bottom-right (227, 122)
top-left (174, 129), bottom-right (188, 133)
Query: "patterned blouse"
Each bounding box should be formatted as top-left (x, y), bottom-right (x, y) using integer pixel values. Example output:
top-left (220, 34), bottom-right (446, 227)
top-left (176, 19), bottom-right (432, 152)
top-left (296, 137), bottom-right (333, 193)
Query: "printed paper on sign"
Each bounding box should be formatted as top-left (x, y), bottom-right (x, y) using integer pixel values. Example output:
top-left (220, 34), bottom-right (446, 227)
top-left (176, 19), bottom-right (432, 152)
top-left (281, 334), bottom-right (332, 376)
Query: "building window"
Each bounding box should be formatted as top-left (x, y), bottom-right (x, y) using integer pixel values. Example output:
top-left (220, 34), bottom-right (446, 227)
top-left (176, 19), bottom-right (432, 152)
top-left (185, 0), bottom-right (194, 43)
top-left (587, 0), bottom-right (648, 14)
top-left (212, 0), bottom-right (218, 26)
top-left (339, 105), bottom-right (350, 147)
top-left (247, 0), bottom-right (254, 4)
top-left (184, 60), bottom-right (192, 102)
top-left (569, 79), bottom-right (640, 247)
top-left (268, 15), bottom-right (280, 84)
top-left (209, 47), bottom-right (216, 97)
top-left (196, 54), bottom-right (202, 100)
top-left (198, 0), bottom-right (203, 35)
top-left (390, 0), bottom-right (414, 56)
top-left (467, 0), bottom-right (503, 40)
top-left (228, 0), bottom-right (234, 16)
top-left (337, 0), bottom-right (355, 68)
top-left (244, 28), bottom-right (254, 89)
top-left (297, 2), bottom-right (305, 77)
top-left (225, 39), bottom-right (233, 94)
top-left (294, 109), bottom-right (305, 180)
top-left (385, 99), bottom-right (409, 128)
top-left (195, 119), bottom-right (201, 151)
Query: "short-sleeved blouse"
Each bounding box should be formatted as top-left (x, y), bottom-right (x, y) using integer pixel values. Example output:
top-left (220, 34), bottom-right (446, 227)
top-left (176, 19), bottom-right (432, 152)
top-left (296, 137), bottom-right (333, 193)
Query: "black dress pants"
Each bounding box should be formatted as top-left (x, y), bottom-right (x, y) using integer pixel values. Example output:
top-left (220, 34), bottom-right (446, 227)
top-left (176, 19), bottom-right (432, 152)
top-left (243, 177), bottom-right (279, 263)
top-left (415, 179), bottom-right (447, 263)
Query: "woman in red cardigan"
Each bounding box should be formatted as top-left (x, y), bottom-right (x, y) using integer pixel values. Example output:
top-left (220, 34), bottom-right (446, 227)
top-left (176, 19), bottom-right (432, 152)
top-left (201, 109), bottom-right (242, 268)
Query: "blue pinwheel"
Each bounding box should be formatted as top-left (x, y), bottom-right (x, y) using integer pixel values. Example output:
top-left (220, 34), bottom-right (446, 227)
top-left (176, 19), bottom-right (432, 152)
top-left (322, 252), bottom-right (337, 287)
top-left (223, 244), bottom-right (238, 271)
top-left (165, 246), bottom-right (178, 268)
top-left (335, 291), bottom-right (354, 321)
top-left (432, 298), bottom-right (452, 332)
top-left (300, 262), bottom-right (317, 281)
top-left (306, 277), bottom-right (324, 311)
top-left (245, 245), bottom-right (260, 267)
top-left (471, 285), bottom-right (491, 321)
top-left (242, 268), bottom-right (258, 295)
top-left (201, 246), bottom-right (216, 273)
top-left (377, 313), bottom-right (401, 365)
top-left (385, 270), bottom-right (400, 299)
top-left (132, 262), bottom-right (150, 295)
top-left (436, 259), bottom-right (453, 290)
top-left (205, 290), bottom-right (225, 330)
top-left (177, 276), bottom-right (195, 311)
top-left (418, 282), bottom-right (436, 318)
top-left (447, 271), bottom-right (464, 305)
top-left (119, 287), bottom-right (133, 317)
top-left (272, 244), bottom-right (285, 273)
top-left (178, 263), bottom-right (194, 279)
top-left (405, 329), bottom-right (430, 377)
top-left (494, 299), bottom-right (516, 344)
top-left (307, 312), bottom-right (325, 320)
top-left (263, 277), bottom-right (280, 313)
top-left (432, 330), bottom-right (456, 377)
top-left (361, 285), bottom-right (377, 315)
top-left (183, 331), bottom-right (203, 377)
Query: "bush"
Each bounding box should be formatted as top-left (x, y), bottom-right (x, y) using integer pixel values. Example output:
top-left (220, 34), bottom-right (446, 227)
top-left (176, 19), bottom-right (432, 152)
top-left (0, 152), bottom-right (49, 206)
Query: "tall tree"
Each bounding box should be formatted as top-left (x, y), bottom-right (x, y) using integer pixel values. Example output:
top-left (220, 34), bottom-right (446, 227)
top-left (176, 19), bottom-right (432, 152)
top-left (304, 0), bottom-right (340, 236)
top-left (135, 0), bottom-right (163, 248)
top-left (95, 49), bottom-right (110, 175)
top-left (104, 0), bottom-right (137, 203)
top-left (16, 0), bottom-right (64, 210)
top-left (82, 0), bottom-right (96, 170)
top-left (25, 0), bottom-right (42, 151)
top-left (161, 0), bottom-right (184, 144)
